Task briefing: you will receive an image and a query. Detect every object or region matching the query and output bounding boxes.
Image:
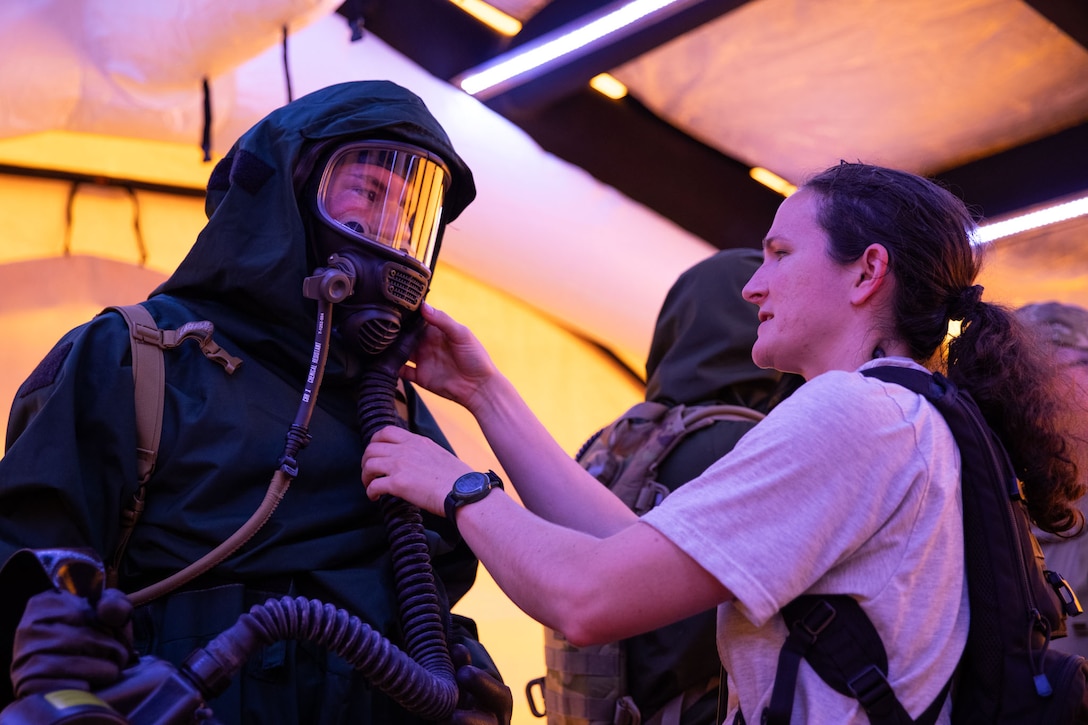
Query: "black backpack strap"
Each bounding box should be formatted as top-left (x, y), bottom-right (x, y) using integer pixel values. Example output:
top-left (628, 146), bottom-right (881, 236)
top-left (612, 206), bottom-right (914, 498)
top-left (766, 595), bottom-right (929, 725)
top-left (863, 365), bottom-right (1081, 720)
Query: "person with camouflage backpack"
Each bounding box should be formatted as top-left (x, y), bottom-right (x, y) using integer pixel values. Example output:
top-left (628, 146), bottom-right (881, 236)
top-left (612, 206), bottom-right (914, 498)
top-left (527, 248), bottom-right (802, 725)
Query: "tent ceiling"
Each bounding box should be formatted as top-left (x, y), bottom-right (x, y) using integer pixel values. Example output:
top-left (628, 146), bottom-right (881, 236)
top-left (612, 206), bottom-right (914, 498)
top-left (362, 0), bottom-right (1088, 248)
top-left (0, 0), bottom-right (1085, 368)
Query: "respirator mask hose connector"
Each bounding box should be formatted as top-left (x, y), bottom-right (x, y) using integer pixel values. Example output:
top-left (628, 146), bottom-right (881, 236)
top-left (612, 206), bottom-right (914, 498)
top-left (302, 254), bottom-right (356, 304)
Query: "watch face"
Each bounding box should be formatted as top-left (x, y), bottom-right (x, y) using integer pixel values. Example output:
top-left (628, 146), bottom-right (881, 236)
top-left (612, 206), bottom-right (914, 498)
top-left (453, 472), bottom-right (490, 496)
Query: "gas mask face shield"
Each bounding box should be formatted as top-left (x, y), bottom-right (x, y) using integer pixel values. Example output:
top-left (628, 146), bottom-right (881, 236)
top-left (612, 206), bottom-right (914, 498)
top-left (317, 141), bottom-right (449, 270)
top-left (308, 141), bottom-right (452, 360)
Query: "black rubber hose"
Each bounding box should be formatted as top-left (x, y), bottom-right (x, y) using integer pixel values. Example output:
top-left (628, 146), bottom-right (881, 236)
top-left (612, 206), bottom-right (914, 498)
top-left (183, 596), bottom-right (458, 720)
top-left (179, 362), bottom-right (459, 720)
top-left (357, 363), bottom-right (458, 707)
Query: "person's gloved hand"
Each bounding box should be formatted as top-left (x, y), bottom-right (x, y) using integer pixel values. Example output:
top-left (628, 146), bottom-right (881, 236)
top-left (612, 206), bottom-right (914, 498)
top-left (10, 588), bottom-right (134, 698)
top-left (444, 643), bottom-right (513, 725)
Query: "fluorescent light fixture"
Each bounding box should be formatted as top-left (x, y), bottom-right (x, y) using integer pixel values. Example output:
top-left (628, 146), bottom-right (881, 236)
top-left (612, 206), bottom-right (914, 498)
top-left (454, 0), bottom-right (703, 100)
top-left (973, 193), bottom-right (1088, 245)
top-left (749, 167), bottom-right (797, 197)
top-left (449, 0), bottom-right (522, 36)
top-left (590, 73), bottom-right (628, 99)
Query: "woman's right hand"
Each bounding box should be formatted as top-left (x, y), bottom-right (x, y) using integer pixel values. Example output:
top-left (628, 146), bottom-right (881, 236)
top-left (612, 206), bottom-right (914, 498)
top-left (402, 304), bottom-right (498, 412)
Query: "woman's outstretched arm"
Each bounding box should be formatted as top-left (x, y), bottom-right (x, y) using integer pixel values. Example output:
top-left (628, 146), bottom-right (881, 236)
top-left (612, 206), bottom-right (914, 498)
top-left (362, 425), bottom-right (731, 644)
top-left (399, 303), bottom-right (636, 535)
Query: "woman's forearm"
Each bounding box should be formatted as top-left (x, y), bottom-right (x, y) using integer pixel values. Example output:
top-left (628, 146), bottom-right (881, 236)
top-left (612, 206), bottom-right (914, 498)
top-left (452, 491), bottom-right (730, 646)
top-left (469, 371), bottom-right (637, 536)
top-left (400, 303), bottom-right (636, 534)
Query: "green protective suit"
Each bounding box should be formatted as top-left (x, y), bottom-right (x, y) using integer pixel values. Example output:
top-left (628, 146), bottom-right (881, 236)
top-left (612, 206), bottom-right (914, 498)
top-left (0, 81), bottom-right (497, 723)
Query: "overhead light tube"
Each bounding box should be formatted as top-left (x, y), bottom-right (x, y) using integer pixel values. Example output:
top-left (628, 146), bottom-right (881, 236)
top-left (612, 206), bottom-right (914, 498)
top-left (749, 167), bottom-right (796, 197)
top-left (590, 73), bottom-right (628, 99)
top-left (453, 0), bottom-right (703, 100)
top-left (973, 193), bottom-right (1088, 245)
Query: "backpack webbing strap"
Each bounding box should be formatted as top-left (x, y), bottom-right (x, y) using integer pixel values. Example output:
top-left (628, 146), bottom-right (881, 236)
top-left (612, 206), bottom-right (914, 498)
top-left (582, 402), bottom-right (766, 514)
top-left (765, 595), bottom-right (943, 725)
top-left (101, 304), bottom-right (242, 587)
top-left (105, 304), bottom-right (165, 588)
top-left (649, 404), bottom-right (765, 475)
top-left (542, 688), bottom-right (626, 723)
top-left (645, 673), bottom-right (720, 725)
top-left (109, 306), bottom-right (164, 484)
top-left (545, 644), bottom-right (623, 676)
top-left (543, 629), bottom-right (629, 723)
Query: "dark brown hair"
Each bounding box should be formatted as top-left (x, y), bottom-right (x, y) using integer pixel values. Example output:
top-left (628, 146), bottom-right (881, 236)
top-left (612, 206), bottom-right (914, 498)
top-left (803, 162), bottom-right (1082, 534)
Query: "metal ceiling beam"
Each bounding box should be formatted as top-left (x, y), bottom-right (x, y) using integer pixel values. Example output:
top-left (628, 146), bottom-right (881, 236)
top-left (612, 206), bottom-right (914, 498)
top-left (935, 120), bottom-right (1088, 220)
top-left (511, 87), bottom-right (783, 250)
top-left (336, 0), bottom-right (506, 80)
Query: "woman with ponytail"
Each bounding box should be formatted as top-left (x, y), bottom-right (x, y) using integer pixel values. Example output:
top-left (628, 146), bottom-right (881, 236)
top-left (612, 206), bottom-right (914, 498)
top-left (803, 163), bottom-right (1082, 536)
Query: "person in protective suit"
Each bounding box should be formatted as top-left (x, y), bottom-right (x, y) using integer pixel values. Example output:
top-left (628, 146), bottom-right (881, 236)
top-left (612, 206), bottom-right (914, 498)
top-left (539, 249), bottom-right (802, 725)
top-left (0, 81), bottom-right (511, 724)
top-left (643, 249), bottom-right (804, 488)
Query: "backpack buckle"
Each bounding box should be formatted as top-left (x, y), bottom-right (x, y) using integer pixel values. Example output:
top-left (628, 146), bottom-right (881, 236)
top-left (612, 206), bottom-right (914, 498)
top-left (847, 665), bottom-right (896, 715)
top-left (795, 599), bottom-right (836, 644)
top-left (1045, 569), bottom-right (1084, 617)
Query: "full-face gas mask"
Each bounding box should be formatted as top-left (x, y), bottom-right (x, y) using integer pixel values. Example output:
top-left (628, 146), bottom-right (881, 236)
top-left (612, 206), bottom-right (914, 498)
top-left (307, 140), bottom-right (451, 358)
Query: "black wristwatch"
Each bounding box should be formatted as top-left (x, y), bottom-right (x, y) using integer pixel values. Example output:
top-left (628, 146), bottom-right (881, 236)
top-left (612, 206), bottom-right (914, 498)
top-left (444, 470), bottom-right (504, 525)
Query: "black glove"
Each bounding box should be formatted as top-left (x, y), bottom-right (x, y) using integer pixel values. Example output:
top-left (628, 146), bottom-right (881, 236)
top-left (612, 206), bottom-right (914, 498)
top-left (444, 643), bottom-right (513, 725)
top-left (10, 588), bottom-right (134, 698)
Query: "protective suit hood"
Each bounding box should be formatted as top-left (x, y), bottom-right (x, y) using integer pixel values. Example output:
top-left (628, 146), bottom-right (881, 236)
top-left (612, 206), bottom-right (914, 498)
top-left (151, 81), bottom-right (475, 380)
top-left (644, 248), bottom-right (789, 408)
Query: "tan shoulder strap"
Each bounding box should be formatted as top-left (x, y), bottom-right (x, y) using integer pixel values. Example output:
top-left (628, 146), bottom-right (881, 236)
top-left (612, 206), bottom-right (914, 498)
top-left (101, 304), bottom-right (243, 587)
top-left (678, 403), bottom-right (765, 428)
top-left (107, 304), bottom-right (165, 486)
top-left (593, 402), bottom-right (767, 514)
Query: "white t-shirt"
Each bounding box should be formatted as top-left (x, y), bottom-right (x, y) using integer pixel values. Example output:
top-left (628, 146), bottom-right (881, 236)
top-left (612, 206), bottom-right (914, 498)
top-left (641, 358), bottom-right (969, 724)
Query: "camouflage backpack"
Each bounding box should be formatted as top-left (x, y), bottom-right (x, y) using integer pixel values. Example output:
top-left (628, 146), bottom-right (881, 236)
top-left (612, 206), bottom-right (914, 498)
top-left (527, 400), bottom-right (764, 725)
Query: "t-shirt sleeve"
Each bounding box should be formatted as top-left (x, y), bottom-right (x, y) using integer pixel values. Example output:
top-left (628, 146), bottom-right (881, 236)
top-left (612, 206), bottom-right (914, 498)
top-left (640, 370), bottom-right (931, 626)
